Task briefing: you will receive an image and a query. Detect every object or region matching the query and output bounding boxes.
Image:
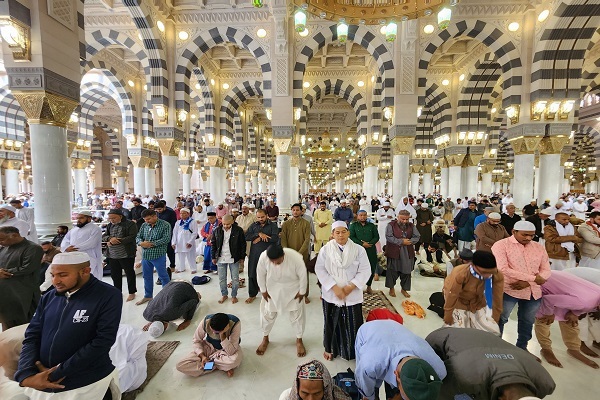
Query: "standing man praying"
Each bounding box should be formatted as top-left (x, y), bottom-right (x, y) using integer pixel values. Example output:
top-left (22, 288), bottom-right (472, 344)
top-left (349, 210), bottom-right (379, 294)
top-left (60, 210), bottom-right (103, 279)
top-left (281, 203), bottom-right (312, 303)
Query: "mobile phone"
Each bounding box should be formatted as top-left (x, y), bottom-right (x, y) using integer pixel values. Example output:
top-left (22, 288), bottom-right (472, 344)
top-left (203, 361), bottom-right (215, 370)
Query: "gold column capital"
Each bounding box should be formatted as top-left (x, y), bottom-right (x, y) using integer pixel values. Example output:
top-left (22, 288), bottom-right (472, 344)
top-left (446, 154), bottom-right (466, 167)
top-left (4, 160), bottom-right (22, 170)
top-left (157, 139), bottom-right (182, 157)
top-left (539, 136), bottom-right (570, 155)
top-left (364, 154), bottom-right (381, 167)
top-left (235, 164), bottom-right (247, 174)
top-left (423, 165), bottom-right (434, 173)
top-left (71, 159), bottom-right (89, 169)
top-left (180, 165), bottom-right (192, 175)
top-left (273, 138), bottom-right (293, 154)
top-left (510, 136), bottom-right (543, 155)
top-left (129, 155), bottom-right (150, 168)
top-left (437, 157), bottom-right (448, 168)
top-left (12, 91), bottom-right (78, 128)
top-left (290, 155), bottom-right (300, 167)
top-left (410, 165), bottom-right (421, 173)
top-left (206, 155), bottom-right (226, 168)
top-left (466, 154), bottom-right (483, 167)
top-left (391, 137), bottom-right (415, 155)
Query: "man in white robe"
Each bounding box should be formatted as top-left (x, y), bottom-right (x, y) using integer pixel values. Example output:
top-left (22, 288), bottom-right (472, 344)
top-left (255, 245), bottom-right (308, 358)
top-left (9, 200), bottom-right (37, 244)
top-left (0, 206), bottom-right (29, 238)
top-left (376, 202), bottom-right (395, 248)
top-left (573, 197), bottom-right (588, 220)
top-left (394, 196), bottom-right (417, 221)
top-left (108, 325), bottom-right (148, 393)
top-left (60, 211), bottom-right (103, 279)
top-left (171, 208), bottom-right (198, 273)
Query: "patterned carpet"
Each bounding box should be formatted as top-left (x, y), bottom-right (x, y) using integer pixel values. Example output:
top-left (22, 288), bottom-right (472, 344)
top-left (122, 340), bottom-right (180, 400)
top-left (362, 290), bottom-right (399, 320)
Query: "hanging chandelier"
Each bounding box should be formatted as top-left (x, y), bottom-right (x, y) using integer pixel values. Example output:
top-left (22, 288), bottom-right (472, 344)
top-left (292, 0), bottom-right (457, 29)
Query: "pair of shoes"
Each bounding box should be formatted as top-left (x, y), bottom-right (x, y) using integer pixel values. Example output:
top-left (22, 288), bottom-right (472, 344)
top-left (156, 279), bottom-right (161, 285)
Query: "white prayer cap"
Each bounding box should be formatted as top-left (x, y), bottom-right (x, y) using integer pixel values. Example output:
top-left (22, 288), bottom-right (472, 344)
top-left (340, 199), bottom-right (348, 204)
top-left (78, 210), bottom-right (93, 217)
top-left (180, 208), bottom-right (191, 214)
top-left (488, 212), bottom-right (501, 219)
top-left (148, 321), bottom-right (165, 338)
top-left (232, 208), bottom-right (239, 212)
top-left (539, 208), bottom-right (553, 216)
top-left (51, 251), bottom-right (90, 265)
top-left (248, 204), bottom-right (256, 209)
top-left (383, 201), bottom-right (391, 206)
top-left (577, 197), bottom-right (585, 201)
top-left (513, 221), bottom-right (536, 231)
top-left (241, 204), bottom-right (249, 208)
top-left (331, 221), bottom-right (348, 230)
top-left (0, 204), bottom-right (16, 213)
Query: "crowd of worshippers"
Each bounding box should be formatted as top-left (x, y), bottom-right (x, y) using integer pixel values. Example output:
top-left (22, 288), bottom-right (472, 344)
top-left (1, 190), bottom-right (600, 399)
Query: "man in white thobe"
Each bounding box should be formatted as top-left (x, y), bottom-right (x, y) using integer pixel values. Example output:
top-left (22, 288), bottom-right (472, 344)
top-left (573, 197), bottom-right (588, 220)
top-left (255, 245), bottom-right (308, 358)
top-left (60, 211), bottom-right (103, 279)
top-left (0, 205), bottom-right (29, 238)
top-left (9, 200), bottom-right (38, 243)
top-left (108, 325), bottom-right (148, 393)
top-left (171, 208), bottom-right (198, 273)
top-left (376, 201), bottom-right (395, 248)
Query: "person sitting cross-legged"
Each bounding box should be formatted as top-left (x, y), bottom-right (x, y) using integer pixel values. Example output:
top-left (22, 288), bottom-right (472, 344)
top-left (417, 242), bottom-right (449, 277)
top-left (176, 313), bottom-right (242, 378)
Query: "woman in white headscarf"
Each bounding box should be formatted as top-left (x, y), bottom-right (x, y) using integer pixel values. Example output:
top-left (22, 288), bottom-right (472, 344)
top-left (394, 196), bottom-right (417, 221)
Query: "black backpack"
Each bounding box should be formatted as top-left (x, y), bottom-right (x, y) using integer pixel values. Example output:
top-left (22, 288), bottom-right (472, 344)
top-left (333, 368), bottom-right (360, 400)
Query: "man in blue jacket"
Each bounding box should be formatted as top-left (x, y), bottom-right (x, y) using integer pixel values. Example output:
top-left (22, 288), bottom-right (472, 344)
top-left (333, 199), bottom-right (354, 226)
top-left (15, 251), bottom-right (123, 399)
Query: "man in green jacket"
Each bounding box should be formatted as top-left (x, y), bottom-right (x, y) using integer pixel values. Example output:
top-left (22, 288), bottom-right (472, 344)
top-left (350, 210), bottom-right (379, 293)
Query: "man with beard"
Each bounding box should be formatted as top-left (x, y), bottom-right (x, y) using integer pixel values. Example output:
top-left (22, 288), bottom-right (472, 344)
top-left (9, 200), bottom-right (38, 243)
top-left (130, 198), bottom-right (147, 230)
top-left (154, 200), bottom-right (178, 276)
top-left (385, 210), bottom-right (420, 298)
top-left (0, 226), bottom-right (44, 330)
top-left (281, 204), bottom-right (312, 303)
top-left (60, 211), bottom-right (103, 279)
top-left (313, 201), bottom-right (333, 253)
top-left (50, 225), bottom-right (69, 247)
top-left (15, 252), bottom-right (122, 399)
top-left (376, 202), bottom-right (396, 250)
top-left (0, 205), bottom-right (29, 238)
top-left (245, 209), bottom-right (280, 303)
top-left (415, 199), bottom-right (434, 251)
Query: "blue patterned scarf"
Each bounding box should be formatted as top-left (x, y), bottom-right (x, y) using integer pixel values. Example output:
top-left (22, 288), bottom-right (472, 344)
top-left (470, 265), bottom-right (493, 309)
top-left (179, 217), bottom-right (192, 232)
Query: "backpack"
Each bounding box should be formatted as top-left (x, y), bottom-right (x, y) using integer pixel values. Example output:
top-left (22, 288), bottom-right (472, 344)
top-left (427, 292), bottom-right (445, 319)
top-left (334, 368), bottom-right (360, 400)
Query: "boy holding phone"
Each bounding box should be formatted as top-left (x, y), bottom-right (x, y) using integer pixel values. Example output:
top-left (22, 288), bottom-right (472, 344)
top-left (176, 313), bottom-right (242, 378)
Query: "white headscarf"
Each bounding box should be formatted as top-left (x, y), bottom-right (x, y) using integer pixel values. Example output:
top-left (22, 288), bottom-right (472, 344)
top-left (395, 196), bottom-right (417, 219)
top-left (321, 238), bottom-right (359, 287)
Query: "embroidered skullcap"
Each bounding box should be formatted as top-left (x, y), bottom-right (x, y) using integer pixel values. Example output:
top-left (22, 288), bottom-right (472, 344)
top-left (340, 199), bottom-right (348, 204)
top-left (513, 220), bottom-right (536, 231)
top-left (77, 210), bottom-right (93, 217)
top-left (297, 360), bottom-right (325, 381)
top-left (248, 204), bottom-right (256, 209)
top-left (331, 221), bottom-right (348, 230)
top-left (148, 321), bottom-right (165, 338)
top-left (180, 208), bottom-right (190, 214)
top-left (383, 201), bottom-right (391, 206)
top-left (0, 205), bottom-right (16, 213)
top-left (540, 208), bottom-right (553, 216)
top-left (488, 212), bottom-right (501, 219)
top-left (51, 251), bottom-right (90, 265)
top-left (434, 219), bottom-right (446, 226)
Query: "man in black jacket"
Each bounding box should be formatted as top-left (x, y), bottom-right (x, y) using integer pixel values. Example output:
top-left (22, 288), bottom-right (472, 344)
top-left (211, 215), bottom-right (246, 304)
top-left (155, 200), bottom-right (178, 276)
top-left (130, 197), bottom-right (147, 230)
top-left (526, 208), bottom-right (552, 243)
top-left (103, 208), bottom-right (139, 302)
top-left (15, 251), bottom-right (122, 398)
top-left (426, 327), bottom-right (556, 400)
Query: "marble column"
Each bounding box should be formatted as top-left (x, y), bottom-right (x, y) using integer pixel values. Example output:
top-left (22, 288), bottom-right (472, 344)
top-left (260, 174), bottom-right (267, 193)
top-left (132, 167), bottom-right (146, 195)
top-left (589, 179), bottom-right (599, 194)
top-left (145, 167), bottom-right (156, 196)
top-left (481, 173), bottom-right (493, 196)
top-left (448, 166), bottom-right (462, 201)
top-left (182, 173), bottom-right (192, 196)
top-left (300, 178), bottom-right (307, 195)
top-left (237, 172), bottom-right (247, 196)
top-left (513, 152), bottom-right (536, 210)
top-left (290, 164), bottom-right (299, 202)
top-left (465, 166), bottom-right (479, 198)
top-left (422, 172), bottom-right (433, 195)
top-left (391, 137), bottom-right (413, 202)
top-left (72, 160), bottom-right (88, 200)
top-left (276, 154), bottom-right (291, 208)
top-left (363, 166), bottom-right (378, 198)
top-left (440, 166), bottom-right (449, 198)
top-left (209, 166), bottom-right (227, 203)
top-left (29, 125), bottom-right (72, 234)
top-left (4, 166), bottom-right (20, 196)
top-left (410, 172), bottom-right (420, 195)
top-left (326, 183), bottom-right (332, 192)
top-left (160, 155), bottom-right (179, 203)
top-left (116, 174), bottom-right (127, 194)
top-left (538, 154), bottom-right (562, 205)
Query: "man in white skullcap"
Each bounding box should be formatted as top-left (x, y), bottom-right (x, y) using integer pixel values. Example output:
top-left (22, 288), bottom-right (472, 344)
top-left (171, 208), bottom-right (198, 273)
top-left (474, 212), bottom-right (509, 252)
top-left (9, 199), bottom-right (38, 244)
top-left (544, 212), bottom-right (582, 271)
top-left (0, 205), bottom-right (29, 238)
top-left (573, 196), bottom-right (588, 220)
top-left (15, 252), bottom-right (122, 399)
top-left (376, 201), bottom-right (395, 249)
top-left (60, 211), bottom-right (103, 279)
top-left (492, 220), bottom-right (551, 355)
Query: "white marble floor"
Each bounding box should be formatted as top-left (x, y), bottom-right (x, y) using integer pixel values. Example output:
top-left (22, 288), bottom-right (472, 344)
top-left (114, 267), bottom-right (597, 399)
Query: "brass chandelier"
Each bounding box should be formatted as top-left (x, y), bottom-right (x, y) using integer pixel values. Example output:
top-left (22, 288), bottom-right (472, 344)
top-left (292, 0), bottom-right (458, 42)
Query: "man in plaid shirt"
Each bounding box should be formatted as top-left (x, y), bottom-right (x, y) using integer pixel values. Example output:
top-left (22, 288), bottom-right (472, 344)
top-left (135, 209), bottom-right (172, 305)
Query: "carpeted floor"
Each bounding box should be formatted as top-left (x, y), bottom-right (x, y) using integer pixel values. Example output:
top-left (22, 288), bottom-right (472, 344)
top-left (362, 290), bottom-right (399, 320)
top-left (122, 341), bottom-right (180, 400)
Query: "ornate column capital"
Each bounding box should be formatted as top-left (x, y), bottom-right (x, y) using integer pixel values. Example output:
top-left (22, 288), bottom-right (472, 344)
top-left (128, 155), bottom-right (150, 168)
top-left (235, 164), bottom-right (247, 174)
top-left (3, 160), bottom-right (22, 170)
top-left (363, 154), bottom-right (381, 167)
top-left (12, 91), bottom-right (78, 128)
top-left (539, 136), bottom-right (570, 155)
top-left (510, 137), bottom-right (543, 155)
top-left (465, 154), bottom-right (483, 167)
top-left (206, 155), bottom-right (227, 168)
top-left (155, 127), bottom-right (185, 156)
top-left (71, 159), bottom-right (89, 169)
top-left (179, 165), bottom-right (192, 175)
top-left (390, 137), bottom-right (415, 155)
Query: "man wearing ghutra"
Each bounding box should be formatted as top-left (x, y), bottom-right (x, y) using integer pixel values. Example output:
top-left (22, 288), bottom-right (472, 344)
top-left (279, 359), bottom-right (351, 400)
top-left (442, 251), bottom-right (503, 334)
top-left (172, 208), bottom-right (198, 273)
top-left (315, 221), bottom-right (371, 361)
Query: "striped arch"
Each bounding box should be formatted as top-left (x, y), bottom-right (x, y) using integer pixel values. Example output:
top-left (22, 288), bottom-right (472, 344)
top-left (233, 115), bottom-right (244, 160)
top-left (423, 83), bottom-right (451, 140)
top-left (301, 79), bottom-right (368, 137)
top-left (581, 52), bottom-right (600, 96)
top-left (80, 71), bottom-right (134, 140)
top-left (219, 81), bottom-right (263, 142)
top-left (187, 91), bottom-right (205, 155)
top-left (90, 122), bottom-right (122, 161)
top-left (192, 66), bottom-right (215, 135)
top-left (0, 92), bottom-right (27, 141)
top-left (496, 123), bottom-right (515, 169)
top-left (419, 19), bottom-right (522, 108)
top-left (176, 27), bottom-right (272, 113)
top-left (121, 1), bottom-right (169, 107)
top-left (531, 1), bottom-right (600, 101)
top-left (248, 122), bottom-right (257, 161)
top-left (141, 106), bottom-right (153, 138)
top-left (574, 125), bottom-right (600, 166)
top-left (487, 87), bottom-right (506, 156)
top-left (294, 25), bottom-right (395, 108)
top-left (371, 76), bottom-right (383, 135)
top-left (416, 107), bottom-right (435, 154)
top-left (457, 53), bottom-right (502, 132)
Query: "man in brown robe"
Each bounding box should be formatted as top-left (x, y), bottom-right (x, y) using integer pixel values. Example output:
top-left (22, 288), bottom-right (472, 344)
top-left (281, 203), bottom-right (312, 303)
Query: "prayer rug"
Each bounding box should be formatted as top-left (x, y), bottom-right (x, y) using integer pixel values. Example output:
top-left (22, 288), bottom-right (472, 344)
top-left (122, 340), bottom-right (180, 400)
top-left (361, 290), bottom-right (399, 320)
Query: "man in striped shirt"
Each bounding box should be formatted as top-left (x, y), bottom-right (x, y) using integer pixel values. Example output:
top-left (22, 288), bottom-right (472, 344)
top-left (135, 209), bottom-right (172, 305)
